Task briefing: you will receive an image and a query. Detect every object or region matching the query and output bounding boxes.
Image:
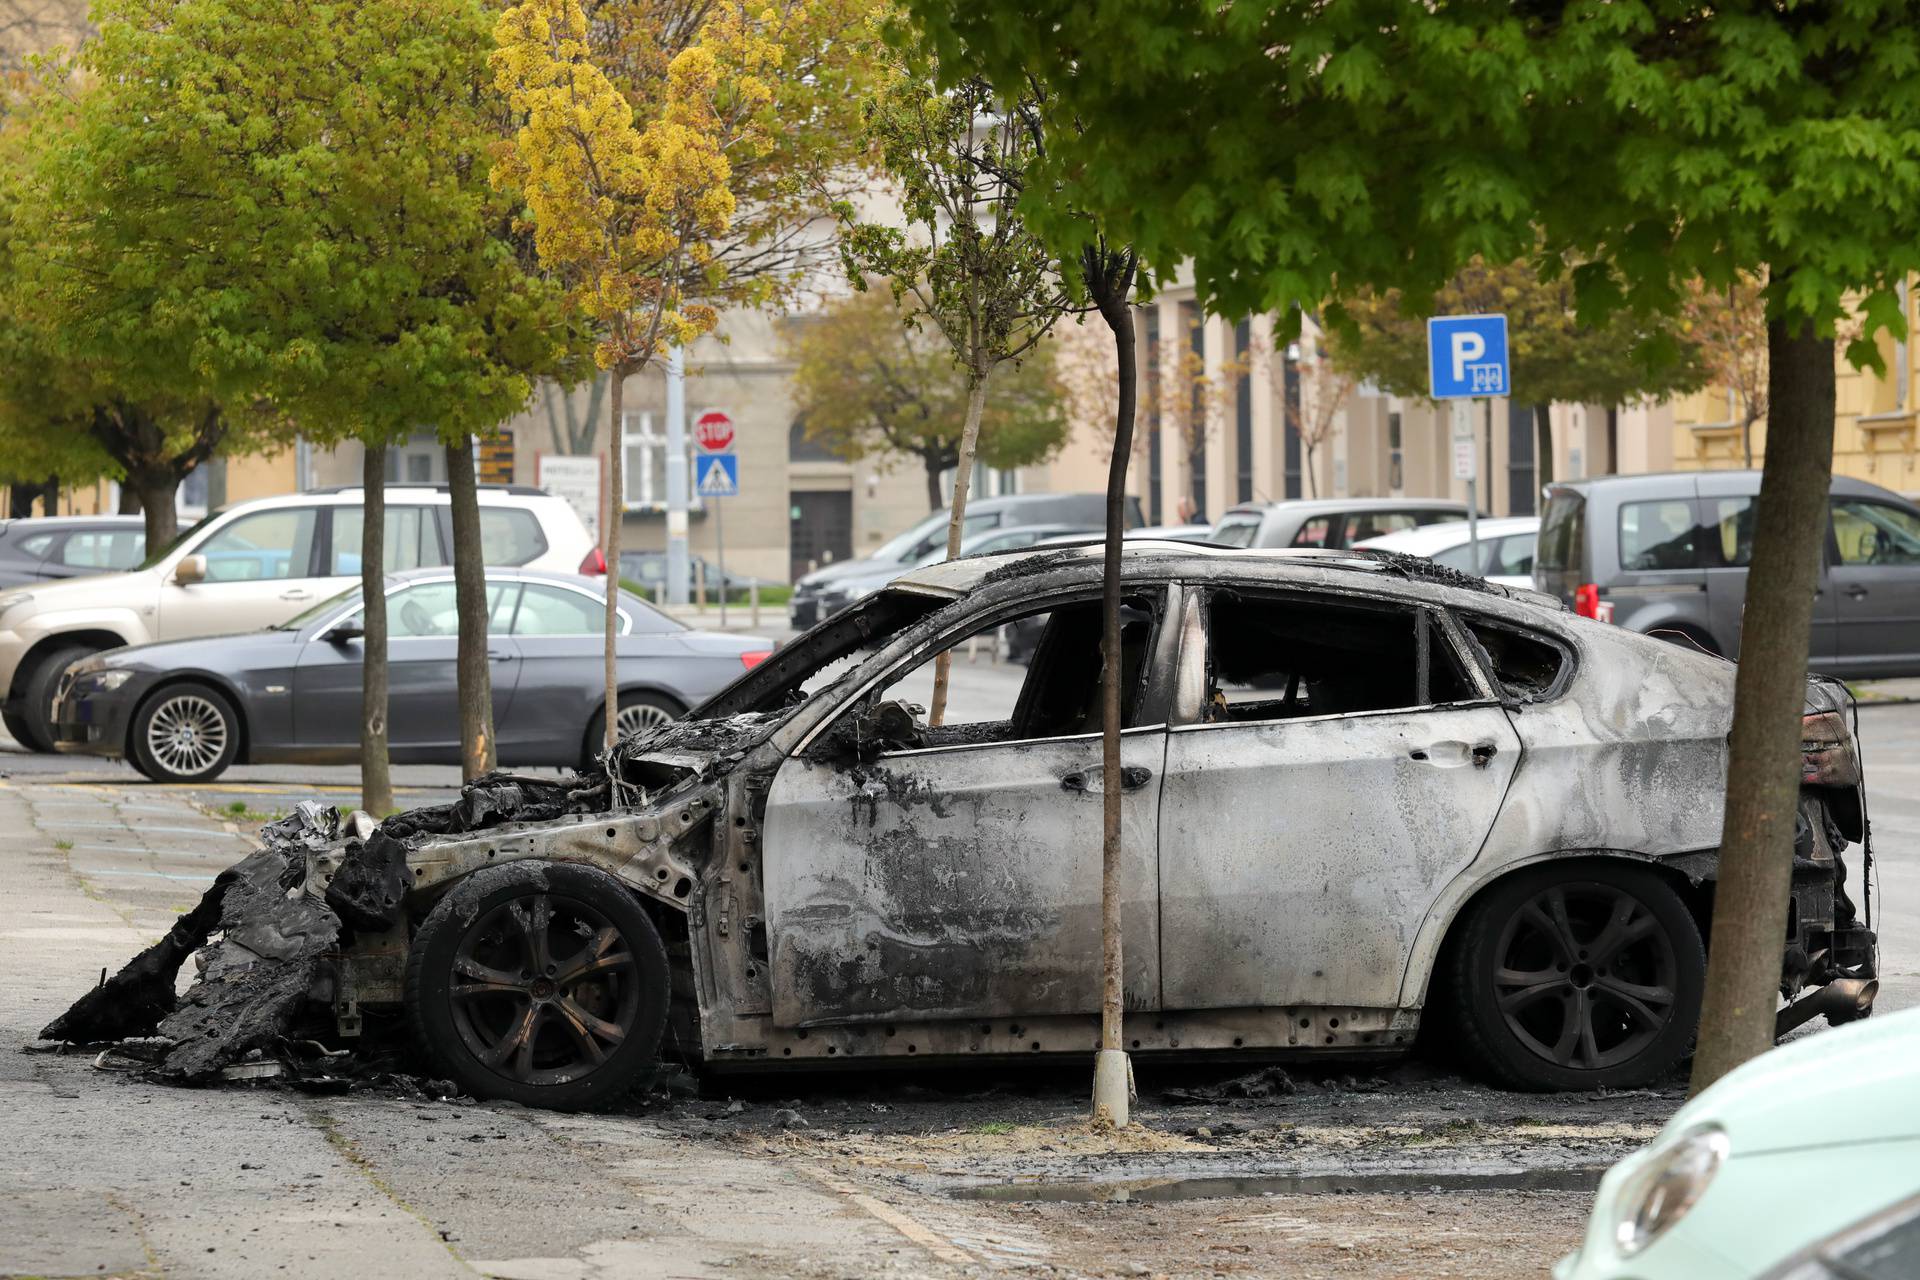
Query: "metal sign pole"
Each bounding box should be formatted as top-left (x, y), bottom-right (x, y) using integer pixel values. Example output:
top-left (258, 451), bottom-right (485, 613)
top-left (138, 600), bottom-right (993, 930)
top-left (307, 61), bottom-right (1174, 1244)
top-left (715, 490), bottom-right (726, 628)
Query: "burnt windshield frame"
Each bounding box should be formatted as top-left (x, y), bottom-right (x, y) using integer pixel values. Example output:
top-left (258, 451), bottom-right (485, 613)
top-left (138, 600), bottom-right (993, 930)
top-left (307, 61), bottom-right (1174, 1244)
top-left (690, 588), bottom-right (951, 720)
top-left (1454, 611), bottom-right (1577, 706)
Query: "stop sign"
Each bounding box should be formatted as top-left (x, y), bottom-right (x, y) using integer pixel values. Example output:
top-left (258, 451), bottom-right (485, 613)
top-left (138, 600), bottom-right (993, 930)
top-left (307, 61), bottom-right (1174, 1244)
top-left (694, 410), bottom-right (734, 453)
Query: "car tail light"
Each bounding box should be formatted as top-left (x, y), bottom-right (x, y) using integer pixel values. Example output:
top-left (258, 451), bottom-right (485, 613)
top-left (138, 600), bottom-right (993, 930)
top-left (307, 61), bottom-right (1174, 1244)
top-left (740, 649), bottom-right (771, 670)
top-left (1802, 710), bottom-right (1860, 786)
top-left (1573, 582), bottom-right (1613, 622)
top-left (579, 547), bottom-right (608, 576)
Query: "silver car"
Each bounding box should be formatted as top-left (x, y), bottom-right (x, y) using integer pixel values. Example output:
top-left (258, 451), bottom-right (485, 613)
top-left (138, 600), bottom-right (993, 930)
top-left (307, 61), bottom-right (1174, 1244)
top-left (48, 568), bottom-right (771, 782)
top-left (188, 542), bottom-right (1874, 1110)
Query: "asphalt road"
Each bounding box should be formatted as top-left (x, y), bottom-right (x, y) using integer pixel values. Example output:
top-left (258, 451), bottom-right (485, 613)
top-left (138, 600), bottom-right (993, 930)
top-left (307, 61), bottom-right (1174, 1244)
top-left (3, 675), bottom-right (1916, 1278)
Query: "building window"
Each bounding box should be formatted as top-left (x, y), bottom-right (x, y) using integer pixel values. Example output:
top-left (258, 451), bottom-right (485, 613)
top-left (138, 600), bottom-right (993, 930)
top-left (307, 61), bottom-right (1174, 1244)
top-left (621, 411), bottom-right (701, 512)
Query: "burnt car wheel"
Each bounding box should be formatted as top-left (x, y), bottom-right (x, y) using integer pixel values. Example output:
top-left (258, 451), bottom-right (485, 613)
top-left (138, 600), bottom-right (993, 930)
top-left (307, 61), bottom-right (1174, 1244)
top-left (129, 681), bottom-right (240, 783)
top-left (405, 861), bottom-right (670, 1110)
top-left (1444, 863), bottom-right (1704, 1091)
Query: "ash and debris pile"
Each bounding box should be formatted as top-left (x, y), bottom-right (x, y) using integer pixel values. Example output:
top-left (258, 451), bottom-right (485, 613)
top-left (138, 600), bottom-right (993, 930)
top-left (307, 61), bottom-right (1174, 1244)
top-left (38, 769), bottom-right (620, 1084)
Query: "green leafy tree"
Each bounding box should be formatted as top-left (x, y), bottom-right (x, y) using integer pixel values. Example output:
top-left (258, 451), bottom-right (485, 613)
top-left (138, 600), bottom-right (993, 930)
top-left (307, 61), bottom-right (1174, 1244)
top-left (837, 68), bottom-right (1074, 723)
top-left (1329, 259), bottom-right (1708, 485)
top-left (17, 0), bottom-right (583, 797)
top-left (493, 0), bottom-right (876, 756)
top-left (786, 289), bottom-right (1068, 511)
top-left (908, 0), bottom-right (1920, 1092)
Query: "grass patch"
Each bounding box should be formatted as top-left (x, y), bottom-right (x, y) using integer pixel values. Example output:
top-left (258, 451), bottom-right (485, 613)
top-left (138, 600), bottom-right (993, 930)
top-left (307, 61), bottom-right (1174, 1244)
top-left (53, 838), bottom-right (73, 852)
top-left (211, 800), bottom-right (284, 825)
top-left (971, 1121), bottom-right (1017, 1136)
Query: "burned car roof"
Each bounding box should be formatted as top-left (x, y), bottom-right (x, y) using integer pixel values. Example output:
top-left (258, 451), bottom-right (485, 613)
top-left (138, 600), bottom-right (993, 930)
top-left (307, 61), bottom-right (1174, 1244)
top-left (888, 540), bottom-right (1567, 617)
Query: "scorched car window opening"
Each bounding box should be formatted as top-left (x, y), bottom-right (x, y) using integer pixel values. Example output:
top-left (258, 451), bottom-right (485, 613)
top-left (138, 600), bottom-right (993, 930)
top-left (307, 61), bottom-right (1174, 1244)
top-left (1459, 615), bottom-right (1573, 704)
top-left (865, 592), bottom-right (1163, 750)
top-left (1199, 590), bottom-right (1476, 722)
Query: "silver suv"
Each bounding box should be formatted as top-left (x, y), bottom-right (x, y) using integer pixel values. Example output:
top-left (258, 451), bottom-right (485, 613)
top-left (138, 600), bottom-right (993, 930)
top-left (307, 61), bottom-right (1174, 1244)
top-left (1535, 471), bottom-right (1920, 677)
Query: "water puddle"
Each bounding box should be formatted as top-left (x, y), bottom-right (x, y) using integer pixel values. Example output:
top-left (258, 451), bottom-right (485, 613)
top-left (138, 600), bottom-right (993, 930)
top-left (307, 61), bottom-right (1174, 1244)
top-left (950, 1167), bottom-right (1605, 1203)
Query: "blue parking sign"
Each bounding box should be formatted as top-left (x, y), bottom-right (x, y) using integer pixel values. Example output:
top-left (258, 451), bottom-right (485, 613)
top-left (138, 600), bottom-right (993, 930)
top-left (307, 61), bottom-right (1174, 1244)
top-left (1427, 314), bottom-right (1509, 399)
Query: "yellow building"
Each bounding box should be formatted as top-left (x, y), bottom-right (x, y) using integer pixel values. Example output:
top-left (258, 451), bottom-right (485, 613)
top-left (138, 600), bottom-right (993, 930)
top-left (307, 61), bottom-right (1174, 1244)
top-left (1670, 286), bottom-right (1918, 495)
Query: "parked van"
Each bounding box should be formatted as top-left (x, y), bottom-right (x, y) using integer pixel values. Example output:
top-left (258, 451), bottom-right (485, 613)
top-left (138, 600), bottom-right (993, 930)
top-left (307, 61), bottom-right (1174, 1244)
top-left (1534, 471), bottom-right (1920, 677)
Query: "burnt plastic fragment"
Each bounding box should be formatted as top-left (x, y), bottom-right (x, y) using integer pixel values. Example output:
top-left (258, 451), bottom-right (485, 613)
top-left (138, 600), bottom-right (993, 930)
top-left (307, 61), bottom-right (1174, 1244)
top-left (39, 877), bottom-right (231, 1044)
top-left (325, 830), bottom-right (412, 932)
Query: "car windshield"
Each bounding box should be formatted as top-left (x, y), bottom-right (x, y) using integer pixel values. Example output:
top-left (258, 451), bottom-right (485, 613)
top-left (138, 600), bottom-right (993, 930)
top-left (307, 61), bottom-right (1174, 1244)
top-left (869, 512), bottom-right (950, 564)
top-left (1210, 516), bottom-right (1262, 548)
top-left (136, 509), bottom-right (224, 570)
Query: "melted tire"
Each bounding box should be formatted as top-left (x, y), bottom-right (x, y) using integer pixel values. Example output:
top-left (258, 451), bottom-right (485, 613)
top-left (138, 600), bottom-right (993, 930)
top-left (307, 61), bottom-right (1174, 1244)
top-left (1443, 862), bottom-right (1704, 1091)
top-left (406, 861), bottom-right (670, 1110)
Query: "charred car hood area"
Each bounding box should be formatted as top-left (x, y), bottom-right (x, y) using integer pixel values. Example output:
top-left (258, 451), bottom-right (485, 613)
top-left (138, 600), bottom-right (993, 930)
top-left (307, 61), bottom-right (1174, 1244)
top-left (36, 545), bottom-right (1884, 1107)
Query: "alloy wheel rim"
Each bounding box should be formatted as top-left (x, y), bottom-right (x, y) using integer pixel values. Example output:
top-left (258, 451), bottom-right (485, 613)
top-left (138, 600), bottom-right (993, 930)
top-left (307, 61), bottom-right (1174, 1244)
top-left (1493, 882), bottom-right (1679, 1071)
top-left (615, 702), bottom-right (673, 739)
top-left (146, 695), bottom-right (228, 776)
top-left (448, 892), bottom-right (640, 1085)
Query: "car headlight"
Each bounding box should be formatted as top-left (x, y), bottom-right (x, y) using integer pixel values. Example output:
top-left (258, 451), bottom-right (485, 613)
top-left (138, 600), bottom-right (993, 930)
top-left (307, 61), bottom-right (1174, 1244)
top-left (0, 592), bottom-right (33, 626)
top-left (1612, 1124), bottom-right (1730, 1258)
top-left (81, 669), bottom-right (136, 692)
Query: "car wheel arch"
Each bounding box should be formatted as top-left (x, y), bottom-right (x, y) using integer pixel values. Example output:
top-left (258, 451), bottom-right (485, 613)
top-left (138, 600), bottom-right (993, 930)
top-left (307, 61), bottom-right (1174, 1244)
top-left (580, 685), bottom-right (688, 759)
top-left (1403, 848), bottom-right (1714, 1010)
top-left (127, 673), bottom-right (254, 765)
top-left (12, 629), bottom-right (133, 697)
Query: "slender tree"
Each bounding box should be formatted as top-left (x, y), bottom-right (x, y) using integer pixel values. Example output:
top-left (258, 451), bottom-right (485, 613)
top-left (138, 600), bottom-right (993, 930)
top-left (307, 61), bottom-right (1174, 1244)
top-left (1684, 277), bottom-right (1770, 470)
top-left (786, 289), bottom-right (1068, 511)
top-left (1284, 353), bottom-right (1354, 500)
top-left (494, 0), bottom-right (877, 755)
top-left (837, 69), bottom-right (1075, 722)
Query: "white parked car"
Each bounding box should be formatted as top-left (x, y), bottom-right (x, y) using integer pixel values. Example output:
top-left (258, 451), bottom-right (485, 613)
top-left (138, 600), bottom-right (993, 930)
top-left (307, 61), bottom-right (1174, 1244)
top-left (0, 484), bottom-right (595, 751)
top-left (1355, 515), bottom-right (1540, 588)
top-left (1557, 1006), bottom-right (1919, 1279)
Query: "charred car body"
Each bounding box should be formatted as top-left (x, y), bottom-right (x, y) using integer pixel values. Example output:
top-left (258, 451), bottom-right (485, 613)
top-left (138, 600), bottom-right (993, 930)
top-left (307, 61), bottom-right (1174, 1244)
top-left (47, 544), bottom-right (1880, 1107)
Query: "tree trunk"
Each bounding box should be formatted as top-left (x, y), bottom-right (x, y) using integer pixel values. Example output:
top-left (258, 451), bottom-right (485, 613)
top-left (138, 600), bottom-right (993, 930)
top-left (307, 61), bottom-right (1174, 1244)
top-left (360, 443), bottom-right (393, 817)
top-left (603, 371), bottom-right (625, 755)
top-left (923, 453), bottom-right (944, 513)
top-left (1303, 443), bottom-right (1319, 498)
top-left (927, 371), bottom-right (991, 727)
top-left (128, 474), bottom-right (180, 552)
top-left (117, 485), bottom-right (143, 516)
top-left (1533, 404), bottom-right (1555, 488)
top-left (1743, 415), bottom-right (1757, 470)
top-left (1085, 243), bottom-right (1138, 1127)
top-left (1689, 316), bottom-right (1835, 1096)
top-left (445, 437), bottom-right (495, 781)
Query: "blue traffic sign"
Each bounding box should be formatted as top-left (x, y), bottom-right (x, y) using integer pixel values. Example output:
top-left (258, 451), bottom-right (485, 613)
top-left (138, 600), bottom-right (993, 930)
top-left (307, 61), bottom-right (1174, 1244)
top-left (1427, 314), bottom-right (1510, 399)
top-left (695, 453), bottom-right (739, 497)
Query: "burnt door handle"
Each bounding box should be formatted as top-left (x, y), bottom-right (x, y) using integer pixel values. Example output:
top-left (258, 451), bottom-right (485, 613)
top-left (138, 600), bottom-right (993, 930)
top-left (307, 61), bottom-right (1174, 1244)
top-left (1060, 766), bottom-right (1154, 793)
top-left (1471, 742), bottom-right (1498, 767)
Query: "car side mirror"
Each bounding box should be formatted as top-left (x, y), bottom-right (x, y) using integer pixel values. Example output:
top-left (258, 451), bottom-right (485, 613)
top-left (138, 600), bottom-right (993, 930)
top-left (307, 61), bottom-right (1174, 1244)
top-left (325, 622), bottom-right (365, 645)
top-left (172, 554), bottom-right (207, 585)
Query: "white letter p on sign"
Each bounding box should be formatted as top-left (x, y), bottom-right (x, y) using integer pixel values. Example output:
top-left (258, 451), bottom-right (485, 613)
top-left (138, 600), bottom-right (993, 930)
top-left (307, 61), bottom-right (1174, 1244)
top-left (1450, 332), bottom-right (1487, 383)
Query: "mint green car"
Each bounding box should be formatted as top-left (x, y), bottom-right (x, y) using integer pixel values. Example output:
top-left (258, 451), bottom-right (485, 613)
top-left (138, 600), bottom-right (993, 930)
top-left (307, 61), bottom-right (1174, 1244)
top-left (1556, 1006), bottom-right (1920, 1278)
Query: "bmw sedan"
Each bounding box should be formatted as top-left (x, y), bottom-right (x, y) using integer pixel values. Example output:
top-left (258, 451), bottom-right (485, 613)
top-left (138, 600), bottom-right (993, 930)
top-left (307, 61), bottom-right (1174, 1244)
top-left (48, 568), bottom-right (771, 782)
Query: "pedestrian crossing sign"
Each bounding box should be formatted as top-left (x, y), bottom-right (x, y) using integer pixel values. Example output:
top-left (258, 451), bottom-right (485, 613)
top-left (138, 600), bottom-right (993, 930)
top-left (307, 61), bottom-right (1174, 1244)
top-left (695, 453), bottom-right (738, 498)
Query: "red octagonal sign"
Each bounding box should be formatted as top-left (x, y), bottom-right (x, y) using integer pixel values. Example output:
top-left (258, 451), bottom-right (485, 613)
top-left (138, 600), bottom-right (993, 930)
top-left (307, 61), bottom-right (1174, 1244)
top-left (694, 410), bottom-right (734, 453)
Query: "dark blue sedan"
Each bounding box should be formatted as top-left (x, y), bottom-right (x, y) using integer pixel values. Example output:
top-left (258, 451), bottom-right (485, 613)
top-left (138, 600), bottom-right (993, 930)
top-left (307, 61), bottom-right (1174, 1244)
top-left (48, 568), bottom-right (771, 782)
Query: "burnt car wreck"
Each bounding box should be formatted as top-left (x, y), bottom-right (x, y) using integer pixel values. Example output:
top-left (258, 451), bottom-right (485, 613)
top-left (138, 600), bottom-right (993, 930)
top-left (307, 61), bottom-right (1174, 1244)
top-left (45, 544), bottom-right (1881, 1107)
